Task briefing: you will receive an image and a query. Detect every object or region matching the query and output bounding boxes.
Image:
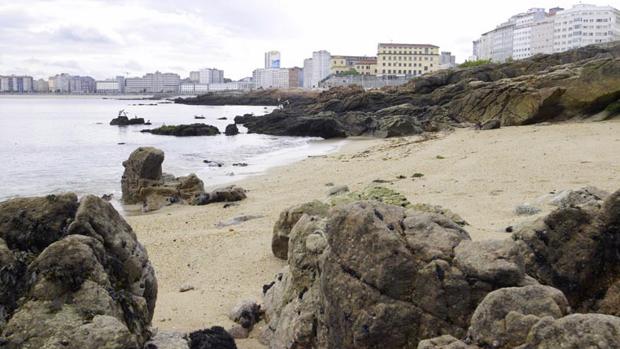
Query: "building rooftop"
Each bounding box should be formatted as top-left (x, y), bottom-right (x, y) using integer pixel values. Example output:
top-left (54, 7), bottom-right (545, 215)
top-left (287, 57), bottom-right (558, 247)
top-left (378, 43), bottom-right (439, 48)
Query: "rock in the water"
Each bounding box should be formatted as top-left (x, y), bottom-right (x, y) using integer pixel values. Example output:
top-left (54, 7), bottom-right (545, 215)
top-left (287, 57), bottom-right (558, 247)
top-left (141, 123), bottom-right (220, 137)
top-left (0, 194), bottom-right (157, 349)
top-left (271, 200), bottom-right (330, 260)
top-left (224, 124), bottom-right (239, 136)
top-left (188, 326), bottom-right (237, 349)
top-left (110, 115), bottom-right (145, 126)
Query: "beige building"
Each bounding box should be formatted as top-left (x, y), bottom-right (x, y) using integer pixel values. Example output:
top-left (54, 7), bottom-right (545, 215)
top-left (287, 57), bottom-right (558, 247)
top-left (377, 43), bottom-right (440, 77)
top-left (330, 55), bottom-right (377, 75)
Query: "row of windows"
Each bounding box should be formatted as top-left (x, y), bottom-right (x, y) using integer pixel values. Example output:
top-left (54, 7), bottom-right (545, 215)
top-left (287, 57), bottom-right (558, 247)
top-left (382, 62), bottom-right (433, 68)
top-left (379, 56), bottom-right (435, 61)
top-left (381, 67), bottom-right (428, 74)
top-left (378, 47), bottom-right (433, 55)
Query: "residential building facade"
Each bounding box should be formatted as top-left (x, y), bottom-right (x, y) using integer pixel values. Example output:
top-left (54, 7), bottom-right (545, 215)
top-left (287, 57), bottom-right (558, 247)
top-left (33, 79), bottom-right (49, 92)
top-left (439, 52), bottom-right (457, 69)
top-left (125, 71), bottom-right (181, 93)
top-left (288, 67), bottom-right (303, 88)
top-left (310, 50), bottom-right (331, 87)
top-left (264, 51), bottom-right (281, 69)
top-left (377, 43), bottom-right (440, 77)
top-left (474, 4), bottom-right (619, 62)
top-left (95, 76), bottom-right (125, 94)
top-left (0, 75), bottom-right (33, 92)
top-left (303, 58), bottom-right (313, 89)
top-left (48, 74), bottom-right (95, 93)
top-left (198, 68), bottom-right (224, 85)
top-left (252, 68), bottom-right (290, 89)
top-left (189, 71), bottom-right (200, 82)
top-left (330, 55), bottom-right (377, 75)
top-left (553, 4), bottom-right (620, 52)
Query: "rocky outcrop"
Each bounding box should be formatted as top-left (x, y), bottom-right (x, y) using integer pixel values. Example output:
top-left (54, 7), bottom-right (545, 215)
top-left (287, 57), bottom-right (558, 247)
top-left (0, 194), bottom-right (157, 349)
top-left (271, 200), bottom-right (329, 260)
top-left (121, 147), bottom-right (246, 211)
top-left (230, 43), bottom-right (620, 139)
top-left (512, 188), bottom-right (620, 313)
top-left (121, 147), bottom-right (166, 204)
top-left (175, 89), bottom-right (317, 107)
top-left (261, 186), bottom-right (620, 348)
top-left (224, 124), bottom-right (239, 136)
top-left (141, 124), bottom-right (220, 137)
top-left (262, 201), bottom-right (529, 348)
top-left (110, 116), bottom-right (145, 126)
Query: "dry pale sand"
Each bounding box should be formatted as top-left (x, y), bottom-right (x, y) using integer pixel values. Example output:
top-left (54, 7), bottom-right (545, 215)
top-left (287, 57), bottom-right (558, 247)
top-left (126, 120), bottom-right (620, 348)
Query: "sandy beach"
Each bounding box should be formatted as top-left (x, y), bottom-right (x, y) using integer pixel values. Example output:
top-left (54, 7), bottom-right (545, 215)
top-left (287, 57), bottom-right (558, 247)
top-left (126, 120), bottom-right (620, 348)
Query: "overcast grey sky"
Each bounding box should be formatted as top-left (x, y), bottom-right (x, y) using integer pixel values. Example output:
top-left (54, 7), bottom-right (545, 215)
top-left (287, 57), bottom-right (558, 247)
top-left (0, 0), bottom-right (606, 80)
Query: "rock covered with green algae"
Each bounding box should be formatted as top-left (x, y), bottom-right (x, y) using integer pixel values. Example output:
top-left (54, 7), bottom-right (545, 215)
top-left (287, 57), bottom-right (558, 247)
top-left (0, 194), bottom-right (157, 349)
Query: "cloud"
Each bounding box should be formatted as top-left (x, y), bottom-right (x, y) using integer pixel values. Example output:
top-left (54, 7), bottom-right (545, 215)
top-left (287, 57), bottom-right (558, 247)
top-left (52, 27), bottom-right (116, 44)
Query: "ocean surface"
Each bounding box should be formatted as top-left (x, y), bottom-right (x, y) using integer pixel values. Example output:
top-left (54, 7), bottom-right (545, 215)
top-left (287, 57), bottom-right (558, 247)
top-left (0, 96), bottom-right (344, 206)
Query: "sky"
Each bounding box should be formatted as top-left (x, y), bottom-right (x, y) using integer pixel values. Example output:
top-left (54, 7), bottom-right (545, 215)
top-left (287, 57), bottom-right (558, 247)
top-left (0, 0), bottom-right (605, 80)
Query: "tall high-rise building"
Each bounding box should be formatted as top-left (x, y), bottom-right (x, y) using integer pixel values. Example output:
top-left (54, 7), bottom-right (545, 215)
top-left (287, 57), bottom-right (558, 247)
top-left (311, 50), bottom-right (331, 87)
top-left (377, 43), bottom-right (440, 77)
top-left (303, 58), bottom-right (313, 89)
top-left (198, 68), bottom-right (224, 85)
top-left (264, 51), bottom-right (281, 69)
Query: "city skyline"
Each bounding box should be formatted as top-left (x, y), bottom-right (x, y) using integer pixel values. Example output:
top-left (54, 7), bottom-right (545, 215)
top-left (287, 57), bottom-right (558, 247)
top-left (0, 0), bottom-right (598, 80)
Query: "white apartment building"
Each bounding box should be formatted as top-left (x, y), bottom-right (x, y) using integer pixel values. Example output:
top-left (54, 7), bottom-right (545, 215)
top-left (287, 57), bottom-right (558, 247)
top-left (311, 50), bottom-right (331, 87)
top-left (198, 68), bottom-right (224, 85)
top-left (512, 8), bottom-right (547, 59)
top-left (125, 72), bottom-right (180, 93)
top-left (189, 71), bottom-right (200, 82)
top-left (253, 68), bottom-right (290, 89)
top-left (303, 58), bottom-right (313, 89)
top-left (553, 4), bottom-right (620, 52)
top-left (0, 75), bottom-right (33, 92)
top-left (474, 4), bottom-right (619, 62)
top-left (265, 51), bottom-right (281, 69)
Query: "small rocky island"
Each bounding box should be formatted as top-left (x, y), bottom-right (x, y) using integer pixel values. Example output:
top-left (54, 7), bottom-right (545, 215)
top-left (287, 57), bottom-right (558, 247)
top-left (110, 109), bottom-right (147, 126)
top-left (140, 123), bottom-right (220, 136)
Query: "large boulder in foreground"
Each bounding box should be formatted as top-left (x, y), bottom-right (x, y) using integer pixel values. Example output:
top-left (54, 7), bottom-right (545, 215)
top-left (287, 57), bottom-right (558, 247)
top-left (271, 200), bottom-right (330, 260)
top-left (262, 201), bottom-right (528, 348)
top-left (141, 123), bottom-right (220, 137)
top-left (0, 194), bottom-right (157, 348)
top-left (513, 188), bottom-right (620, 313)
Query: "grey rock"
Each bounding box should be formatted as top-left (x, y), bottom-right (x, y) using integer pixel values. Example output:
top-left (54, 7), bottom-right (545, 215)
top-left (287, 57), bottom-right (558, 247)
top-left (467, 285), bottom-right (569, 348)
top-left (179, 284), bottom-right (195, 292)
top-left (193, 186), bottom-right (246, 206)
top-left (417, 335), bottom-right (479, 349)
top-left (514, 203), bottom-right (541, 215)
top-left (271, 200), bottom-right (330, 260)
top-left (144, 331), bottom-right (190, 349)
top-left (549, 186), bottom-right (609, 210)
top-left (224, 124), bottom-right (240, 136)
top-left (327, 185), bottom-right (349, 196)
top-left (228, 300), bottom-right (261, 329)
top-left (524, 313), bottom-right (620, 348)
top-left (454, 239), bottom-right (525, 287)
top-left (480, 119), bottom-right (501, 130)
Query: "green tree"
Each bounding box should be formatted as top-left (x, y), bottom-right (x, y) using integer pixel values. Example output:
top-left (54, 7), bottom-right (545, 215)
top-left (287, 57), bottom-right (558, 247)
top-left (459, 59), bottom-right (492, 68)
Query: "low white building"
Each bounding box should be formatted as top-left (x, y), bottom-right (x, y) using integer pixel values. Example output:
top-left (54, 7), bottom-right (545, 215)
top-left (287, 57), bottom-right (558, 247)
top-left (252, 68), bottom-right (290, 89)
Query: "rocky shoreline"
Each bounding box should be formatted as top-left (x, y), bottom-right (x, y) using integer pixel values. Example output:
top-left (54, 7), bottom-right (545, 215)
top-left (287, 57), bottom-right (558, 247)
top-left (178, 43), bottom-right (620, 139)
